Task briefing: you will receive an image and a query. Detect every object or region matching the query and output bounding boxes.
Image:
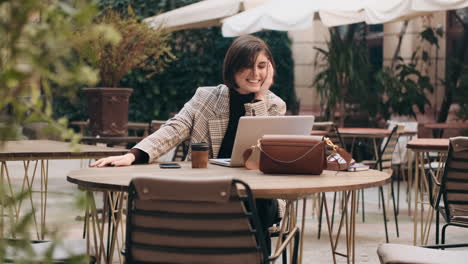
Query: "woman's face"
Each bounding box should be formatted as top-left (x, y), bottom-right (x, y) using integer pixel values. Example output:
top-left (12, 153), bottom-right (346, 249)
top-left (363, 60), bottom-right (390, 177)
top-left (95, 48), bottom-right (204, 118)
top-left (234, 51), bottom-right (269, 94)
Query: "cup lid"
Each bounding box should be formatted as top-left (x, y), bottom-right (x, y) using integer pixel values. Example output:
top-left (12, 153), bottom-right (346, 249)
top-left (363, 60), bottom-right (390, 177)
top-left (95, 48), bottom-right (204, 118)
top-left (192, 142), bottom-right (209, 151)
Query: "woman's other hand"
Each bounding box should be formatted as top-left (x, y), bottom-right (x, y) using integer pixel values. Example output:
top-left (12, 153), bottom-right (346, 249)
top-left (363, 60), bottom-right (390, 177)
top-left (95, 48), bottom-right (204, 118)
top-left (254, 62), bottom-right (274, 101)
top-left (91, 153), bottom-right (136, 167)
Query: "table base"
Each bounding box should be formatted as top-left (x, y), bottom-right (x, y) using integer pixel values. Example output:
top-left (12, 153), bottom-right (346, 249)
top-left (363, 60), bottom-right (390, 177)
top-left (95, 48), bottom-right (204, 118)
top-left (1, 160), bottom-right (49, 240)
top-left (411, 151), bottom-right (447, 245)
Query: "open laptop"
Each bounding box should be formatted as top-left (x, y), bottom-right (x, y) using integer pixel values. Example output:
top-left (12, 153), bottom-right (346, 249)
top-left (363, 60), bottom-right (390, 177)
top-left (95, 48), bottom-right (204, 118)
top-left (209, 115), bottom-right (315, 167)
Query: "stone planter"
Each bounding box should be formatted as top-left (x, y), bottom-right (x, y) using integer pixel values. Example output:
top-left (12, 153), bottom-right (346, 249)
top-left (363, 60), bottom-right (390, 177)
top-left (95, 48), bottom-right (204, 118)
top-left (83, 87), bottom-right (133, 137)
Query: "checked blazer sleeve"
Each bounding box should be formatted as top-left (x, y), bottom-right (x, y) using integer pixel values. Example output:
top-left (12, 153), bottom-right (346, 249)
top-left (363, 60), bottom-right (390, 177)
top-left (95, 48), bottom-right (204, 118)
top-left (133, 85), bottom-right (286, 162)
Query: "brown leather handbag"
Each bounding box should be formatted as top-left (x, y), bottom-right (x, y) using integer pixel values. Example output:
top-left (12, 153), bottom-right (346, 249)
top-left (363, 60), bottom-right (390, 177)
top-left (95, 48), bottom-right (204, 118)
top-left (244, 135), bottom-right (326, 175)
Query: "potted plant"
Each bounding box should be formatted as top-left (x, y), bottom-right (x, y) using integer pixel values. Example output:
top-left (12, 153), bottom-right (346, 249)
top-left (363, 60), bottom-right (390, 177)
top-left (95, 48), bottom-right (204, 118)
top-left (73, 8), bottom-right (174, 137)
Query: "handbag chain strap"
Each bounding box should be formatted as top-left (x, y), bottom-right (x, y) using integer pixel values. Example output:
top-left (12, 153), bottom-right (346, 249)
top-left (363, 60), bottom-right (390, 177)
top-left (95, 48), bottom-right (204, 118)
top-left (324, 137), bottom-right (338, 151)
top-left (255, 139), bottom-right (323, 164)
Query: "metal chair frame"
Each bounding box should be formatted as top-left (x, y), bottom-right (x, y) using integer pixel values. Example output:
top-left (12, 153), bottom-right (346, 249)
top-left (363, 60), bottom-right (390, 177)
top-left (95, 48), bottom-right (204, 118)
top-left (124, 178), bottom-right (300, 264)
top-left (432, 139), bottom-right (468, 245)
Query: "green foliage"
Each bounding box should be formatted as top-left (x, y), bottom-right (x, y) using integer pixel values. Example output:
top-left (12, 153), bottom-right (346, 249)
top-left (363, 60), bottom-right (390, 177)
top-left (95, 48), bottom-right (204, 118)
top-left (125, 28), bottom-right (297, 121)
top-left (72, 7), bottom-right (174, 87)
top-left (375, 26), bottom-right (439, 119)
top-left (54, 0), bottom-right (297, 122)
top-left (375, 28), bottom-right (436, 119)
top-left (0, 186), bottom-right (91, 263)
top-left (0, 0), bottom-right (116, 143)
top-left (376, 60), bottom-right (433, 118)
top-left (314, 24), bottom-right (439, 124)
top-left (457, 66), bottom-right (468, 120)
top-left (313, 26), bottom-right (371, 125)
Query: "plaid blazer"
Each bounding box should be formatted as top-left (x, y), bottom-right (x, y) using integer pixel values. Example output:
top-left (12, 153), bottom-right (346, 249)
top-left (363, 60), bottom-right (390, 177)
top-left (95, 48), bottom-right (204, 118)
top-left (134, 84), bottom-right (286, 162)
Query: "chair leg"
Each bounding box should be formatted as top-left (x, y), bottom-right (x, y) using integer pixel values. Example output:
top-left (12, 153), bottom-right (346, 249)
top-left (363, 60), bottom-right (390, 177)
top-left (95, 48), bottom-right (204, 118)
top-left (390, 178), bottom-right (399, 237)
top-left (396, 169), bottom-right (401, 215)
top-left (379, 186), bottom-right (389, 243)
top-left (441, 223), bottom-right (449, 246)
top-left (292, 229), bottom-right (300, 264)
top-left (281, 234), bottom-right (287, 264)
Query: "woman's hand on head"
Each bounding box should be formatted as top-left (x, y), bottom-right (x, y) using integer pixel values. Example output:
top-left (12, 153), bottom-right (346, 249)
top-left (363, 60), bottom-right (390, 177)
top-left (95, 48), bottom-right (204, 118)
top-left (255, 62), bottom-right (274, 101)
top-left (90, 153), bottom-right (136, 168)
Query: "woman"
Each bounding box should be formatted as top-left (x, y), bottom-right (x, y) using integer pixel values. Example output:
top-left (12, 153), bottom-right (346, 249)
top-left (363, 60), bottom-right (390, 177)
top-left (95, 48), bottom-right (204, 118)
top-left (92, 34), bottom-right (286, 253)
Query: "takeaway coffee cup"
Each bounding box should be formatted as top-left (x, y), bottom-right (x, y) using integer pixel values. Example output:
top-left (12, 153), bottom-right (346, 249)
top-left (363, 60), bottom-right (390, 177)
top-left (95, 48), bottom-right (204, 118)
top-left (191, 142), bottom-right (209, 168)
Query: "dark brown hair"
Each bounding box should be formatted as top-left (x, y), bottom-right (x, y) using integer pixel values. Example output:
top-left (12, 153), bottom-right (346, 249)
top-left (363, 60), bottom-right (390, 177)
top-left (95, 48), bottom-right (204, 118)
top-left (223, 35), bottom-right (275, 90)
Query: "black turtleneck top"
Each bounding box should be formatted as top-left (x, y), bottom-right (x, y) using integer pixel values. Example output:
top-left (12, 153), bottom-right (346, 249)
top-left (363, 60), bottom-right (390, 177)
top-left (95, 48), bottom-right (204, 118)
top-left (130, 88), bottom-right (255, 163)
top-left (217, 89), bottom-right (254, 158)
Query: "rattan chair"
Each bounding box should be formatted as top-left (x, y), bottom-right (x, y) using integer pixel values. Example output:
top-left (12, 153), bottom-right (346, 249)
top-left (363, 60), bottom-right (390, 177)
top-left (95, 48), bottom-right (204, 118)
top-left (124, 175), bottom-right (300, 264)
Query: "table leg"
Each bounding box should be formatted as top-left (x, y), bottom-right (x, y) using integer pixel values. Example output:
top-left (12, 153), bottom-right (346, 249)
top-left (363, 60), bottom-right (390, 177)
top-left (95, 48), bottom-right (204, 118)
top-left (1, 162), bottom-right (4, 239)
top-left (407, 150), bottom-right (413, 216)
top-left (40, 160), bottom-right (49, 240)
top-left (413, 151), bottom-right (420, 245)
top-left (323, 190), bottom-right (356, 264)
top-left (1, 160), bottom-right (51, 240)
top-left (16, 161), bottom-right (40, 239)
top-left (419, 152), bottom-right (447, 245)
top-left (1, 161), bottom-right (18, 236)
top-left (84, 190), bottom-right (125, 264)
top-left (299, 198), bottom-right (307, 264)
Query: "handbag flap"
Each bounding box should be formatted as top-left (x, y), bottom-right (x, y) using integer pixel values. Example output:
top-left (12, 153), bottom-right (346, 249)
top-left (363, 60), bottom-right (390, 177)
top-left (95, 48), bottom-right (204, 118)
top-left (261, 135), bottom-right (323, 147)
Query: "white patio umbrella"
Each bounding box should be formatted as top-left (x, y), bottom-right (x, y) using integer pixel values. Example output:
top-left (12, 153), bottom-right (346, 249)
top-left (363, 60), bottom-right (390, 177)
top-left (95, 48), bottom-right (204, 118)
top-left (221, 0), bottom-right (468, 37)
top-left (143, 0), bottom-right (269, 31)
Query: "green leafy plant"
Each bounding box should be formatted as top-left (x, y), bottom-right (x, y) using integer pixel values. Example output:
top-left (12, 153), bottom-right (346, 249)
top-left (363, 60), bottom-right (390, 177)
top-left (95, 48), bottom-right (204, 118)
top-left (376, 56), bottom-right (434, 118)
top-left (0, 185), bottom-right (92, 263)
top-left (313, 26), bottom-right (371, 127)
top-left (72, 7), bottom-right (175, 88)
top-left (0, 0), bottom-right (117, 142)
top-left (456, 66), bottom-right (468, 120)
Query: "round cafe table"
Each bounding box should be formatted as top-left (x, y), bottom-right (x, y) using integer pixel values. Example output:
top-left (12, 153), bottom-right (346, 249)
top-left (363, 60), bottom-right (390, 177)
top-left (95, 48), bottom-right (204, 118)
top-left (338, 127), bottom-right (417, 160)
top-left (67, 163), bottom-right (390, 264)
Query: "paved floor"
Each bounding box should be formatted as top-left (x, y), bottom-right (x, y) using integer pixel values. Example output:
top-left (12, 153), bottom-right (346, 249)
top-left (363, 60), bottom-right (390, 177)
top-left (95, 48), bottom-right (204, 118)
top-left (4, 159), bottom-right (468, 263)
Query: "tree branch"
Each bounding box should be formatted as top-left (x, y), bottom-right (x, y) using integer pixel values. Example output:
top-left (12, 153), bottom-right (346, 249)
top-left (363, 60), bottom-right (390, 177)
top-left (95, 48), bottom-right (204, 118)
top-left (391, 20), bottom-right (409, 68)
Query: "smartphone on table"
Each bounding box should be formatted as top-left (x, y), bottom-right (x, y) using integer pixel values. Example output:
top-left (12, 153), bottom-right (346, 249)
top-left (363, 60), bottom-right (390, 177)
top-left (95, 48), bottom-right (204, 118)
top-left (159, 163), bottom-right (181, 169)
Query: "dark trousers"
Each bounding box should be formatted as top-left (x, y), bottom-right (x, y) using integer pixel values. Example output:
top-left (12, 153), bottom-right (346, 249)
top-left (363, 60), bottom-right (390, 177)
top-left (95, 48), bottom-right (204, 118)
top-left (255, 198), bottom-right (279, 255)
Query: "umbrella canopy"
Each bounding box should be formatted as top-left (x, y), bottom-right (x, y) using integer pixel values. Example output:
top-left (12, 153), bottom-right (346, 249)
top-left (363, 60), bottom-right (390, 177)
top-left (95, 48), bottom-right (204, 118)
top-left (143, 0), bottom-right (268, 31)
top-left (222, 0), bottom-right (468, 37)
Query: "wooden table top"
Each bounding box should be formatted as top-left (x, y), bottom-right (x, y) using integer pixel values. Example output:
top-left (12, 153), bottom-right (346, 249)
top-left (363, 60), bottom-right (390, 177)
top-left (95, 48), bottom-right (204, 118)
top-left (406, 138), bottom-right (449, 152)
top-left (67, 163), bottom-right (391, 199)
top-left (310, 130), bottom-right (329, 136)
top-left (424, 122), bottom-right (468, 129)
top-left (338, 128), bottom-right (416, 137)
top-left (71, 121), bottom-right (149, 129)
top-left (80, 136), bottom-right (144, 144)
top-left (0, 140), bottom-right (128, 161)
